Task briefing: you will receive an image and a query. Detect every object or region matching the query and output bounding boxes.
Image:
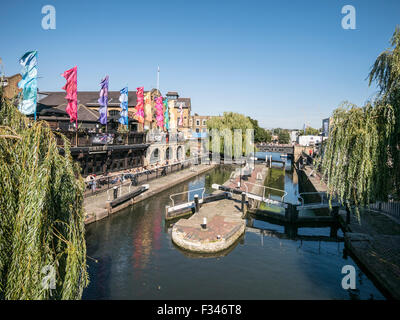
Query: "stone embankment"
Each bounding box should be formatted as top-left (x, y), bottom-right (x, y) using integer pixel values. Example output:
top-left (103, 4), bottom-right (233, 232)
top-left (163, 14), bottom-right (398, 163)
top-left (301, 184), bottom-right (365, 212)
top-left (84, 164), bottom-right (216, 225)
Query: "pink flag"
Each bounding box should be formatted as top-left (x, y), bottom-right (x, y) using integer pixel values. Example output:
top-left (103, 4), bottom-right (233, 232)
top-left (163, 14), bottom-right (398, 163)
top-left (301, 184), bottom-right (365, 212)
top-left (61, 66), bottom-right (78, 123)
top-left (155, 96), bottom-right (164, 128)
top-left (134, 87), bottom-right (145, 124)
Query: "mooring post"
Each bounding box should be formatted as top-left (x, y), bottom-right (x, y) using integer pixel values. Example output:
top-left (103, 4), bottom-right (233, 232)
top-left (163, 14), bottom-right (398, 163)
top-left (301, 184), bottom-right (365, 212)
top-left (194, 194), bottom-right (200, 213)
top-left (346, 204), bottom-right (351, 225)
top-left (113, 186), bottom-right (118, 200)
top-left (241, 192), bottom-right (246, 213)
top-left (285, 203), bottom-right (298, 223)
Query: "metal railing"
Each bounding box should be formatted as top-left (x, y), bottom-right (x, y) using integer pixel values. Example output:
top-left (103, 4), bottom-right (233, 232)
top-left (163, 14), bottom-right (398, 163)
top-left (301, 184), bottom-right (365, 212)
top-left (169, 187), bottom-right (206, 208)
top-left (244, 181), bottom-right (287, 202)
top-left (55, 131), bottom-right (147, 147)
top-left (84, 157), bottom-right (196, 197)
top-left (298, 192), bottom-right (329, 206)
top-left (369, 201), bottom-right (400, 220)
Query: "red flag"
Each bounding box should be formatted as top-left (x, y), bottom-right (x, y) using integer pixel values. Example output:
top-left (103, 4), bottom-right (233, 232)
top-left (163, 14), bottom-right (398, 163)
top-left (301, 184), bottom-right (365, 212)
top-left (61, 66), bottom-right (78, 123)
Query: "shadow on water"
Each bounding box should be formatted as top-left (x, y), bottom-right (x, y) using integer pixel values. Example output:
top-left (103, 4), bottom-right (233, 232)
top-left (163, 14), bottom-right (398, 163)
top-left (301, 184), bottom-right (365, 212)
top-left (83, 161), bottom-right (385, 300)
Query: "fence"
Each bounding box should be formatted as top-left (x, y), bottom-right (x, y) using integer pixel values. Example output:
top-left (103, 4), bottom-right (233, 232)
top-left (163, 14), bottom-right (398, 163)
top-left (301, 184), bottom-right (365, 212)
top-left (55, 131), bottom-right (146, 147)
top-left (369, 201), bottom-right (400, 220)
top-left (84, 158), bottom-right (196, 197)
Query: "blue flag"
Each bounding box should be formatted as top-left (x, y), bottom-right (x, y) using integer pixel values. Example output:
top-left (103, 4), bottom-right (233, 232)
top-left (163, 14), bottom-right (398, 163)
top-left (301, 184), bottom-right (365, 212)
top-left (18, 51), bottom-right (37, 116)
top-left (119, 87), bottom-right (129, 126)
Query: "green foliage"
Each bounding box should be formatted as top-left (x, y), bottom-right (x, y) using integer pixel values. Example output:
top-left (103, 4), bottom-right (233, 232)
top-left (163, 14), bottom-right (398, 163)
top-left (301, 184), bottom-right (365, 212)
top-left (0, 95), bottom-right (88, 300)
top-left (298, 126), bottom-right (320, 136)
top-left (207, 112), bottom-right (253, 155)
top-left (319, 102), bottom-right (394, 206)
top-left (278, 130), bottom-right (290, 144)
top-left (247, 117), bottom-right (270, 143)
top-left (319, 26), bottom-right (400, 205)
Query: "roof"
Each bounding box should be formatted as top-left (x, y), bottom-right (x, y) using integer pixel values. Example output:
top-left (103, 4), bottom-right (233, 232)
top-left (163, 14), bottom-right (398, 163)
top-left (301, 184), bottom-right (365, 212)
top-left (177, 97), bottom-right (191, 109)
top-left (166, 91), bottom-right (179, 96)
top-left (4, 74), bottom-right (21, 80)
top-left (39, 91), bottom-right (192, 109)
top-left (36, 102), bottom-right (100, 122)
top-left (39, 91), bottom-right (140, 108)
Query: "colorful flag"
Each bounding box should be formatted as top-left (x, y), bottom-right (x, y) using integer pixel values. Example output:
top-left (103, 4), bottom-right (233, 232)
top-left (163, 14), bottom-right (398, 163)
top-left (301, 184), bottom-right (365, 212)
top-left (98, 75), bottom-right (109, 125)
top-left (119, 87), bottom-right (129, 126)
top-left (18, 51), bottom-right (38, 116)
top-left (134, 87), bottom-right (144, 124)
top-left (155, 96), bottom-right (164, 128)
top-left (163, 97), bottom-right (169, 131)
top-left (144, 91), bottom-right (152, 122)
top-left (61, 66), bottom-right (78, 123)
top-left (178, 102), bottom-right (183, 126)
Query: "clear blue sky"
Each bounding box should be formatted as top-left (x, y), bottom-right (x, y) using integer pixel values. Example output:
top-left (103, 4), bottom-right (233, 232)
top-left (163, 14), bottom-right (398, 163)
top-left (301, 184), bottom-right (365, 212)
top-left (1, 0), bottom-right (399, 129)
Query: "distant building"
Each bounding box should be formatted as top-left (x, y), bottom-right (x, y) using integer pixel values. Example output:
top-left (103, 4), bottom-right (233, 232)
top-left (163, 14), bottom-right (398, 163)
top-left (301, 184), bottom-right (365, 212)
top-left (298, 135), bottom-right (322, 147)
top-left (1, 74), bottom-right (22, 99)
top-left (290, 130), bottom-right (298, 143)
top-left (190, 114), bottom-right (213, 134)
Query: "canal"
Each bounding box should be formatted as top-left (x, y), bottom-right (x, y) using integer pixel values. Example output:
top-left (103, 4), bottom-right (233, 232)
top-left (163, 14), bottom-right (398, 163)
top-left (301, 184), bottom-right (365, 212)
top-left (83, 161), bottom-right (385, 300)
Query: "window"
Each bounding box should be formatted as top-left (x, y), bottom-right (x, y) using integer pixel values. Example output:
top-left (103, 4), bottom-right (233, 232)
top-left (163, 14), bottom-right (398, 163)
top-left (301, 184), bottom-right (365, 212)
top-left (109, 110), bottom-right (119, 116)
top-left (202, 120), bottom-right (206, 126)
top-left (196, 120), bottom-right (200, 126)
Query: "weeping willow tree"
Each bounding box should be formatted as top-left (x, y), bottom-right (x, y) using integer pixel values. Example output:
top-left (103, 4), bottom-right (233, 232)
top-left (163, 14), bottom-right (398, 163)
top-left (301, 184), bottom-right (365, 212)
top-left (0, 92), bottom-right (88, 299)
top-left (319, 27), bottom-right (400, 207)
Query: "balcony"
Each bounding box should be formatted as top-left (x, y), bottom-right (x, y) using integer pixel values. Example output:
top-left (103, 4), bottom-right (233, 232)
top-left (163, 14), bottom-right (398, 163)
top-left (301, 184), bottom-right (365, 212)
top-left (54, 130), bottom-right (147, 147)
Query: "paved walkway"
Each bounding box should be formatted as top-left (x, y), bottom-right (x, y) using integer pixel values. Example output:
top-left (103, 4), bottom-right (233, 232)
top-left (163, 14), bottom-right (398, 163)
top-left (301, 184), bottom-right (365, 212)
top-left (299, 160), bottom-right (400, 299)
top-left (84, 163), bottom-right (216, 224)
top-left (340, 209), bottom-right (400, 299)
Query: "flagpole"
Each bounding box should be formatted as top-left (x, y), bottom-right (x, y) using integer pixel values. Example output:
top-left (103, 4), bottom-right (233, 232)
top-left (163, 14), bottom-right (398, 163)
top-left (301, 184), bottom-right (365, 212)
top-left (34, 51), bottom-right (37, 121)
top-left (157, 66), bottom-right (160, 92)
top-left (126, 86), bottom-right (129, 130)
top-left (76, 67), bottom-right (78, 147)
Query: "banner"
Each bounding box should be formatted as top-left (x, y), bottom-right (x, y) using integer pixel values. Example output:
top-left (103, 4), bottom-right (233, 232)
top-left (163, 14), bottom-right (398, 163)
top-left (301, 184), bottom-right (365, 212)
top-left (61, 66), bottom-right (78, 123)
top-left (134, 87), bottom-right (144, 124)
top-left (155, 96), bottom-right (164, 128)
top-left (98, 75), bottom-right (109, 125)
top-left (144, 91), bottom-right (152, 122)
top-left (119, 87), bottom-right (129, 126)
top-left (163, 97), bottom-right (169, 131)
top-left (18, 51), bottom-right (37, 116)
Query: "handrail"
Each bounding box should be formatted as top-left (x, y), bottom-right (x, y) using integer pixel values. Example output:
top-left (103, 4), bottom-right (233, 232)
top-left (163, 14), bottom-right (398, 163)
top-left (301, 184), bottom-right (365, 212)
top-left (169, 187), bottom-right (206, 207)
top-left (298, 192), bottom-right (327, 206)
top-left (244, 181), bottom-right (287, 202)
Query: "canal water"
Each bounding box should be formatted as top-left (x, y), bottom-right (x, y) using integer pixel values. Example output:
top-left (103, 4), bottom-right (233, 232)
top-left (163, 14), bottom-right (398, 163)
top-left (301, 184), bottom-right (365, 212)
top-left (83, 162), bottom-right (385, 300)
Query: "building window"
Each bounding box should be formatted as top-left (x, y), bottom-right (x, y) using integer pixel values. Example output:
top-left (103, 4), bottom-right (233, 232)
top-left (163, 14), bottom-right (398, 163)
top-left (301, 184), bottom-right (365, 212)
top-left (196, 120), bottom-right (200, 126)
top-left (202, 120), bottom-right (206, 126)
top-left (109, 110), bottom-right (119, 116)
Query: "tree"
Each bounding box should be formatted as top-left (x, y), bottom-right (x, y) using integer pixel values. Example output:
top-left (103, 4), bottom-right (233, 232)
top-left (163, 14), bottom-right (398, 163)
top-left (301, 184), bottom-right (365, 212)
top-left (0, 94), bottom-right (88, 300)
top-left (278, 130), bottom-right (290, 144)
top-left (319, 26), bottom-right (400, 206)
top-left (298, 126), bottom-right (320, 136)
top-left (247, 117), bottom-right (270, 143)
top-left (207, 112), bottom-right (253, 155)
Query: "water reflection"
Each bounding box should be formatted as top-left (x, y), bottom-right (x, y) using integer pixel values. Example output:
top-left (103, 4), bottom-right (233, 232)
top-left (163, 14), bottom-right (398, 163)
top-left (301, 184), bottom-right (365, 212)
top-left (83, 164), bottom-right (385, 300)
